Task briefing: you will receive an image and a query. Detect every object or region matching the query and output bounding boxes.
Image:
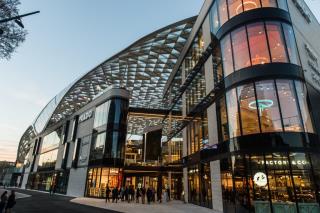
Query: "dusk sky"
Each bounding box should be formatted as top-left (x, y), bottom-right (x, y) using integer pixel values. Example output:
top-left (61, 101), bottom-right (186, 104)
top-left (0, 0), bottom-right (319, 162)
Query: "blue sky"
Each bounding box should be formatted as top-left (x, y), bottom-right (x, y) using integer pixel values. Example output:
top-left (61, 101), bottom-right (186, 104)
top-left (0, 0), bottom-right (319, 162)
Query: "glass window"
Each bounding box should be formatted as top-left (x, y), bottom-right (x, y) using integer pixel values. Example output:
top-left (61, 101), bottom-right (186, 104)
top-left (231, 26), bottom-right (251, 70)
top-left (90, 132), bottom-right (106, 160)
top-left (237, 83), bottom-right (260, 135)
top-left (294, 81), bottom-right (314, 133)
top-left (218, 97), bottom-right (229, 142)
top-left (282, 23), bottom-right (300, 65)
top-left (255, 80), bottom-right (283, 132)
top-left (277, 0), bottom-right (289, 11)
top-left (226, 88), bottom-right (241, 138)
top-left (228, 0), bottom-right (243, 18)
top-left (94, 100), bottom-right (111, 128)
top-left (247, 22), bottom-right (270, 65)
top-left (41, 128), bottom-right (62, 153)
top-left (38, 149), bottom-right (58, 170)
top-left (276, 80), bottom-right (303, 132)
top-left (261, 0), bottom-right (277, 7)
top-left (221, 34), bottom-right (234, 77)
top-left (243, 0), bottom-right (261, 11)
top-left (218, 0), bottom-right (229, 26)
top-left (266, 22), bottom-right (288, 63)
top-left (210, 1), bottom-right (220, 34)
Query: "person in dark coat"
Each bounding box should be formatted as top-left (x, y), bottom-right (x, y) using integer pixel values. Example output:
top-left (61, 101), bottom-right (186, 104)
top-left (141, 187), bottom-right (146, 204)
top-left (112, 188), bottom-right (118, 203)
top-left (146, 187), bottom-right (152, 204)
top-left (105, 186), bottom-right (111, 203)
top-left (0, 191), bottom-right (8, 213)
top-left (5, 190), bottom-right (15, 213)
top-left (124, 186), bottom-right (129, 203)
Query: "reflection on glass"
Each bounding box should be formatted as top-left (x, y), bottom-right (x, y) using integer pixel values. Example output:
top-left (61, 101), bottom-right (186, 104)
top-left (94, 101), bottom-right (111, 128)
top-left (276, 80), bottom-right (303, 132)
top-left (283, 23), bottom-right (300, 65)
top-left (261, 0), bottom-right (277, 7)
top-left (237, 83), bottom-right (260, 135)
top-left (247, 22), bottom-right (270, 65)
top-left (38, 149), bottom-right (58, 170)
top-left (219, 97), bottom-right (229, 142)
top-left (41, 128), bottom-right (62, 153)
top-left (210, 1), bottom-right (220, 34)
top-left (218, 0), bottom-right (229, 26)
top-left (91, 132), bottom-right (106, 160)
top-left (277, 0), bottom-right (289, 11)
top-left (243, 0), bottom-right (261, 11)
top-left (226, 89), bottom-right (241, 138)
top-left (294, 81), bottom-right (314, 133)
top-left (266, 22), bottom-right (288, 63)
top-left (231, 26), bottom-right (251, 70)
top-left (228, 0), bottom-right (243, 18)
top-left (221, 34), bottom-right (234, 77)
top-left (255, 80), bottom-right (283, 132)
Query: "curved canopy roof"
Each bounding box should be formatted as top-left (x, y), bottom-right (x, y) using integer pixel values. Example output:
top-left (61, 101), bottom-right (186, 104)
top-left (16, 16), bottom-right (196, 163)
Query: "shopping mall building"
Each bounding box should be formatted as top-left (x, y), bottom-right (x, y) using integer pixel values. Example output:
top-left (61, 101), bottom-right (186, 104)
top-left (17, 0), bottom-right (320, 212)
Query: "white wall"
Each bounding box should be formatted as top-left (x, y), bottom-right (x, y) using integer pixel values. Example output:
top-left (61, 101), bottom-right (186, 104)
top-left (67, 167), bottom-right (88, 197)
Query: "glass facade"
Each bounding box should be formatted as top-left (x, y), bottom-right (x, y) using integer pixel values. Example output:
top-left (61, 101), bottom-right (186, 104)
top-left (38, 149), bottom-right (58, 170)
top-left (188, 163), bottom-right (212, 208)
top-left (90, 98), bottom-right (129, 163)
top-left (220, 21), bottom-right (299, 78)
top-left (218, 80), bottom-right (314, 141)
top-left (220, 152), bottom-right (320, 212)
top-left (41, 128), bottom-right (62, 153)
top-left (209, 0), bottom-right (289, 34)
top-left (86, 167), bottom-right (122, 198)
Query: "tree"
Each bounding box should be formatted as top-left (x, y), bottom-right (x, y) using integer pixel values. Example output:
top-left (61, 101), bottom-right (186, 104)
top-left (0, 0), bottom-right (27, 59)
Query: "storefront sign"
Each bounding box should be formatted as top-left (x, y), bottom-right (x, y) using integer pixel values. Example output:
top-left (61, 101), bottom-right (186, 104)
top-left (292, 0), bottom-right (311, 23)
top-left (258, 160), bottom-right (307, 166)
top-left (253, 172), bottom-right (267, 187)
top-left (79, 110), bottom-right (93, 123)
top-left (249, 99), bottom-right (273, 113)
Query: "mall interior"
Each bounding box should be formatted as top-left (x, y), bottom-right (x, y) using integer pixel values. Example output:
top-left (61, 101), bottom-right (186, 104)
top-left (15, 0), bottom-right (320, 212)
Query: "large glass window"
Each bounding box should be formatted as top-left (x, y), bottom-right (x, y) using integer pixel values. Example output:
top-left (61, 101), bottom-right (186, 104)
top-left (226, 89), bottom-right (241, 138)
top-left (276, 80), bottom-right (303, 132)
top-left (294, 81), bottom-right (314, 133)
top-left (93, 100), bottom-right (111, 128)
top-left (247, 22), bottom-right (270, 65)
top-left (220, 80), bottom-right (313, 141)
top-left (38, 149), bottom-right (58, 170)
top-left (41, 128), bottom-right (62, 153)
top-left (255, 80), bottom-right (283, 132)
top-left (266, 21), bottom-right (288, 63)
top-left (210, 0), bottom-right (288, 35)
top-left (228, 0), bottom-right (243, 19)
top-left (90, 132), bottom-right (106, 161)
top-left (220, 21), bottom-right (299, 78)
top-left (221, 34), bottom-right (234, 77)
top-left (282, 23), bottom-right (300, 65)
top-left (231, 26), bottom-right (251, 70)
top-left (237, 83), bottom-right (260, 135)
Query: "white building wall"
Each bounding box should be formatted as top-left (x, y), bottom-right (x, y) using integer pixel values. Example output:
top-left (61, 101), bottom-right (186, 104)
top-left (67, 167), bottom-right (88, 197)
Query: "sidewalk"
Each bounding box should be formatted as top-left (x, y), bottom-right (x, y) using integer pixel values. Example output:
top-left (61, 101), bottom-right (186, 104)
top-left (0, 188), bottom-right (31, 199)
top-left (71, 198), bottom-right (221, 213)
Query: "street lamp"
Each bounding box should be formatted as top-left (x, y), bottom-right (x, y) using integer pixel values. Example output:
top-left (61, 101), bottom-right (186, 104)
top-left (0, 10), bottom-right (40, 34)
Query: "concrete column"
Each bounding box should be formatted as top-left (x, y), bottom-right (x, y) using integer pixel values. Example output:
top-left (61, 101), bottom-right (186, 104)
top-left (207, 103), bottom-right (219, 145)
top-left (211, 160), bottom-right (223, 212)
top-left (183, 167), bottom-right (188, 203)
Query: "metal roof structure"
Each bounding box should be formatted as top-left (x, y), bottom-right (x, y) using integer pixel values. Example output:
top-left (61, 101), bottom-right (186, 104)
top-left (16, 16), bottom-right (196, 163)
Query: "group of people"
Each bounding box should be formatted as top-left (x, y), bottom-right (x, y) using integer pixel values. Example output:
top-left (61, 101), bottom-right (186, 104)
top-left (105, 185), bottom-right (171, 204)
top-left (0, 190), bottom-right (16, 213)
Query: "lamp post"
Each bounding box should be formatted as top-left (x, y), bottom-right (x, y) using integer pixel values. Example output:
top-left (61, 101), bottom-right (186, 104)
top-left (0, 11), bottom-right (40, 34)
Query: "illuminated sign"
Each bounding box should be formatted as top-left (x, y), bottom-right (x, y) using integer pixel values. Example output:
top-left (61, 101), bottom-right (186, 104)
top-left (249, 99), bottom-right (273, 113)
top-left (257, 160), bottom-right (307, 166)
top-left (253, 172), bottom-right (267, 187)
top-left (79, 110), bottom-right (93, 123)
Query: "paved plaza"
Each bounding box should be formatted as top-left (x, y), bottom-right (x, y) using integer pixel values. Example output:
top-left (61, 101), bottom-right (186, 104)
top-left (71, 197), bottom-right (220, 213)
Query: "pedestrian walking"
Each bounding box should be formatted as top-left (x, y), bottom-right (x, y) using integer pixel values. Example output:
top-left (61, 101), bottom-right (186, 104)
top-left (124, 186), bottom-right (129, 203)
top-left (135, 187), bottom-right (141, 203)
top-left (49, 184), bottom-right (53, 196)
top-left (157, 186), bottom-right (162, 203)
top-left (166, 187), bottom-right (170, 202)
top-left (105, 186), bottom-right (111, 203)
top-left (146, 187), bottom-right (152, 204)
top-left (141, 187), bottom-right (146, 204)
top-left (0, 191), bottom-right (8, 213)
top-left (5, 190), bottom-right (15, 213)
top-left (120, 187), bottom-right (125, 201)
top-left (112, 187), bottom-right (118, 203)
